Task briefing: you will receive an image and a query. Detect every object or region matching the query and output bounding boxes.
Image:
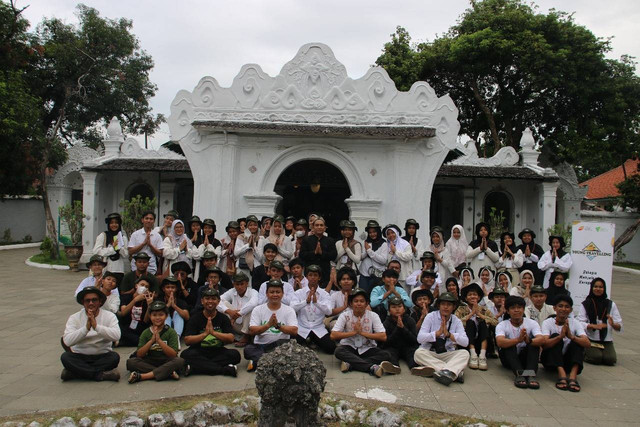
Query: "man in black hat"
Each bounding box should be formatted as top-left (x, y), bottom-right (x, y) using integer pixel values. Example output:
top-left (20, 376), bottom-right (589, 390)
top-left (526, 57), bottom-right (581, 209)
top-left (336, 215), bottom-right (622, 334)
top-left (75, 255), bottom-right (107, 296)
top-left (405, 251), bottom-right (441, 291)
top-left (257, 260), bottom-right (295, 305)
top-left (245, 279), bottom-right (298, 371)
top-left (61, 287), bottom-right (121, 381)
top-left (194, 266), bottom-right (229, 311)
top-left (120, 252), bottom-right (160, 295)
top-left (195, 250), bottom-right (232, 290)
top-left (220, 221), bottom-right (240, 277)
top-left (128, 210), bottom-right (163, 274)
top-left (300, 216), bottom-right (337, 286)
top-left (181, 289), bottom-right (241, 377)
top-left (516, 228), bottom-right (544, 285)
top-left (413, 292), bottom-right (469, 384)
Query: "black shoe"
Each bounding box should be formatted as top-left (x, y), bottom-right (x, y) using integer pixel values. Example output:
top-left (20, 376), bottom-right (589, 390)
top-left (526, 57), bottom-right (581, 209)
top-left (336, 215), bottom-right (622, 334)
top-left (225, 364), bottom-right (238, 377)
top-left (128, 371), bottom-right (141, 384)
top-left (455, 370), bottom-right (465, 383)
top-left (433, 369), bottom-right (455, 386)
top-left (183, 364), bottom-right (192, 377)
top-left (99, 368), bottom-right (120, 382)
top-left (60, 368), bottom-right (75, 382)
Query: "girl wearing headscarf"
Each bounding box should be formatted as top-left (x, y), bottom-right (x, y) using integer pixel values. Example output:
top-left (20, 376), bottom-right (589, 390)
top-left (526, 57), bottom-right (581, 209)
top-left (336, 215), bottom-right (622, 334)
top-left (234, 215), bottom-right (262, 278)
top-left (538, 235), bottom-right (572, 289)
top-left (457, 266), bottom-right (475, 291)
top-left (93, 213), bottom-right (129, 284)
top-left (334, 220), bottom-right (361, 272)
top-left (515, 228), bottom-right (544, 285)
top-left (162, 220), bottom-right (195, 276)
top-left (577, 277), bottom-right (622, 366)
top-left (403, 219), bottom-right (425, 272)
top-left (358, 220), bottom-right (388, 294)
top-left (466, 222), bottom-right (499, 275)
top-left (429, 226), bottom-right (455, 281)
top-left (510, 269), bottom-right (534, 304)
top-left (257, 215), bottom-right (294, 265)
top-left (446, 225), bottom-right (468, 271)
top-left (192, 218), bottom-right (222, 283)
top-left (382, 224), bottom-right (413, 287)
top-left (474, 266), bottom-right (495, 305)
top-left (545, 271), bottom-right (570, 305)
top-left (496, 232), bottom-right (524, 289)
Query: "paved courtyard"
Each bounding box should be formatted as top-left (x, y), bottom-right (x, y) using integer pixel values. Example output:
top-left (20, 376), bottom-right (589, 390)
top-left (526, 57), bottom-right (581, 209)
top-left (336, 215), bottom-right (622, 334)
top-left (0, 248), bottom-right (639, 425)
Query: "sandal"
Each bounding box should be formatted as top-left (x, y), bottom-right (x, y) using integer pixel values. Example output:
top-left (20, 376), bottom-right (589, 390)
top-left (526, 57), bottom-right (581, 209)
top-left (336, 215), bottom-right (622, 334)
top-left (568, 379), bottom-right (581, 392)
top-left (527, 377), bottom-right (540, 390)
top-left (555, 377), bottom-right (568, 391)
top-left (514, 376), bottom-right (527, 389)
top-left (128, 371), bottom-right (141, 384)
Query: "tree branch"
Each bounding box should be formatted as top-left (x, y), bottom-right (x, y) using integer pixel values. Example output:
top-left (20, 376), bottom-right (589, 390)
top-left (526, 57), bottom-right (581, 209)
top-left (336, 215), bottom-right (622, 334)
top-left (469, 78), bottom-right (501, 152)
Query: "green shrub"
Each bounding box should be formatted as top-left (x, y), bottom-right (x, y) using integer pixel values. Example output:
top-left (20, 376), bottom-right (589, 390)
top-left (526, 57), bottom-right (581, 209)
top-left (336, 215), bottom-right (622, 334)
top-left (119, 195), bottom-right (157, 238)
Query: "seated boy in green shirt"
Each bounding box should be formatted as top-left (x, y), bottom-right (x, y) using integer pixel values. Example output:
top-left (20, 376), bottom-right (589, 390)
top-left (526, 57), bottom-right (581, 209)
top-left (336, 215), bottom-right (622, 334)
top-left (126, 301), bottom-right (184, 383)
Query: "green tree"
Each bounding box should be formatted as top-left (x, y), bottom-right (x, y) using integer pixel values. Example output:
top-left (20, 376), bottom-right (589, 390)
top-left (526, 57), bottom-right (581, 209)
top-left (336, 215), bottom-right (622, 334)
top-left (376, 1), bottom-right (640, 178)
top-left (614, 170), bottom-right (640, 252)
top-left (0, 1), bottom-right (163, 256)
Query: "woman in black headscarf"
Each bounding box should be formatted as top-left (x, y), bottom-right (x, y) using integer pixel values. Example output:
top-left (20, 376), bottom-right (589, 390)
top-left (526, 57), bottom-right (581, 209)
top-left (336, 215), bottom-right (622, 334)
top-left (577, 277), bottom-right (622, 366)
top-left (545, 271), bottom-right (570, 305)
top-left (515, 228), bottom-right (544, 285)
top-left (92, 213), bottom-right (128, 285)
top-left (466, 222), bottom-right (500, 274)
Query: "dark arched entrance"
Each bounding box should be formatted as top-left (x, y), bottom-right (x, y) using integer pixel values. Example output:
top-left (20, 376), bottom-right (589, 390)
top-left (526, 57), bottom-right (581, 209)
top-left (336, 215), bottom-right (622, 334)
top-left (274, 160), bottom-right (351, 239)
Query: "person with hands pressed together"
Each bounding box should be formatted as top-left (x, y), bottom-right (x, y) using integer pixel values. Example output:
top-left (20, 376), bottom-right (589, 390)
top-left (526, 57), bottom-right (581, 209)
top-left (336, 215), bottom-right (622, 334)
top-left (127, 301), bottom-right (185, 383)
top-left (218, 272), bottom-right (259, 347)
top-left (381, 296), bottom-right (419, 373)
top-left (412, 292), bottom-right (469, 384)
top-left (158, 277), bottom-right (190, 337)
top-left (288, 257), bottom-right (308, 291)
top-left (382, 224), bottom-right (413, 288)
top-left (170, 261), bottom-right (200, 309)
top-left (60, 287), bottom-right (121, 382)
top-left (429, 226), bottom-right (455, 281)
top-left (358, 220), bottom-right (389, 294)
top-left (244, 280), bottom-right (298, 371)
top-left (524, 285), bottom-right (554, 327)
top-left (300, 217), bottom-right (337, 286)
top-left (577, 277), bottom-right (623, 366)
top-left (92, 213), bottom-right (128, 286)
top-left (234, 215), bottom-right (262, 278)
top-left (334, 220), bottom-right (361, 273)
top-left (495, 296), bottom-right (545, 389)
top-left (326, 268), bottom-right (358, 330)
top-left (118, 278), bottom-right (155, 347)
top-left (410, 288), bottom-right (434, 330)
top-left (541, 295), bottom-right (590, 392)
top-left (455, 283), bottom-right (497, 371)
top-left (515, 228), bottom-right (544, 285)
top-left (466, 222), bottom-right (499, 275)
top-left (291, 265), bottom-right (335, 353)
top-left (180, 288), bottom-right (241, 377)
top-left (257, 260), bottom-right (295, 305)
top-left (538, 235), bottom-right (573, 289)
top-left (403, 219), bottom-right (425, 272)
top-left (128, 210), bottom-right (163, 274)
top-left (331, 288), bottom-right (392, 378)
top-left (251, 243), bottom-right (279, 291)
top-left (405, 252), bottom-right (442, 292)
top-left (194, 266), bottom-right (229, 311)
top-left (75, 255), bottom-right (107, 296)
top-left (370, 268), bottom-right (413, 322)
top-left (496, 232), bottom-right (524, 289)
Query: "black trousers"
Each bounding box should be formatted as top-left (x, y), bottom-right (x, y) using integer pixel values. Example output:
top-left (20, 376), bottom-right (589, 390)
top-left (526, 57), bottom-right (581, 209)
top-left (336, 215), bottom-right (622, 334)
top-left (60, 351), bottom-right (120, 380)
top-left (295, 332), bottom-right (336, 354)
top-left (372, 304), bottom-right (388, 323)
top-left (126, 356), bottom-right (185, 381)
top-left (180, 347), bottom-right (241, 376)
top-left (465, 319), bottom-right (488, 353)
top-left (541, 334), bottom-right (585, 375)
top-left (385, 345), bottom-right (418, 369)
top-left (487, 324), bottom-right (497, 355)
top-left (498, 344), bottom-right (539, 375)
top-left (243, 339), bottom-right (289, 367)
top-left (119, 327), bottom-right (142, 347)
top-left (334, 345), bottom-right (391, 373)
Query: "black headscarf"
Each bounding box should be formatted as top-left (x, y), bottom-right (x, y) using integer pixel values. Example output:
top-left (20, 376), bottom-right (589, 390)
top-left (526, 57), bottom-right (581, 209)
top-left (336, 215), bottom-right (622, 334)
top-left (365, 227), bottom-right (385, 252)
top-left (582, 277), bottom-right (612, 341)
top-left (548, 236), bottom-right (567, 259)
top-left (469, 223), bottom-right (499, 252)
top-left (105, 218), bottom-right (121, 247)
top-left (545, 271), bottom-right (569, 305)
top-left (516, 230), bottom-right (544, 257)
top-left (499, 232), bottom-right (517, 258)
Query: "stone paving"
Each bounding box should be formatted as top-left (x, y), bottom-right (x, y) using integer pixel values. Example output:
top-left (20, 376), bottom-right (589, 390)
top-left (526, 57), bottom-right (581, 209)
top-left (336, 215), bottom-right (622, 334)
top-left (0, 248), bottom-right (639, 426)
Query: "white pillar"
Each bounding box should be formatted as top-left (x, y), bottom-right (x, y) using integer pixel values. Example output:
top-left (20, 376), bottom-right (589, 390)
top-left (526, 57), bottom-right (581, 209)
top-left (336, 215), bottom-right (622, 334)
top-left (244, 194), bottom-right (282, 218)
top-left (540, 180), bottom-right (559, 250)
top-left (462, 187), bottom-right (476, 238)
top-left (345, 199), bottom-right (382, 233)
top-left (80, 170), bottom-right (99, 266)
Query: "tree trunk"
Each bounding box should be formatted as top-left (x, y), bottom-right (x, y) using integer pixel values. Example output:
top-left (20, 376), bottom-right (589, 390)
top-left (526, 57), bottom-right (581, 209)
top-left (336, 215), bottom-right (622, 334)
top-left (470, 79), bottom-right (501, 153)
top-left (614, 218), bottom-right (640, 253)
top-left (40, 167), bottom-right (60, 259)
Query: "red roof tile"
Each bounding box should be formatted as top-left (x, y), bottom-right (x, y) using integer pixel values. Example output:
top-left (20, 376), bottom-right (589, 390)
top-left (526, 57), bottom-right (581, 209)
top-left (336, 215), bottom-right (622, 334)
top-left (579, 158), bottom-right (640, 200)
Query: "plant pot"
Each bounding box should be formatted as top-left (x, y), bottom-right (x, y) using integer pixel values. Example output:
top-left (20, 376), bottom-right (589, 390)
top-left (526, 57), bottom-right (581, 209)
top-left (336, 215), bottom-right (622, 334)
top-left (64, 245), bottom-right (83, 272)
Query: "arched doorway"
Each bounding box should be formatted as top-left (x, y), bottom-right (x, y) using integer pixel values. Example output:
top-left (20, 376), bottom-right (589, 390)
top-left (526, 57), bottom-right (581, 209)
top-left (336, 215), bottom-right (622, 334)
top-left (274, 160), bottom-right (351, 239)
top-left (483, 191), bottom-right (513, 237)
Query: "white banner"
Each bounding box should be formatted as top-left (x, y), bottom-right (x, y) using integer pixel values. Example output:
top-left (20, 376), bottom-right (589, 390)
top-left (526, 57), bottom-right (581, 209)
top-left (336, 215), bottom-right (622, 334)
top-left (568, 221), bottom-right (615, 306)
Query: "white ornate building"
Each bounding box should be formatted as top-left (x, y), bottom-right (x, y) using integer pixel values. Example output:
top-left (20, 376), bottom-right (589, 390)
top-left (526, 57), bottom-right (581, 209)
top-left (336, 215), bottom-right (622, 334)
top-left (48, 43), bottom-right (565, 265)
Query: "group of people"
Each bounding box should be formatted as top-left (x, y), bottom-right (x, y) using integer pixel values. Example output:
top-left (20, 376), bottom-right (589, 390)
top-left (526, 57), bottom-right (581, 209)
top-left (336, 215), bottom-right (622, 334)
top-left (61, 211), bottom-right (622, 393)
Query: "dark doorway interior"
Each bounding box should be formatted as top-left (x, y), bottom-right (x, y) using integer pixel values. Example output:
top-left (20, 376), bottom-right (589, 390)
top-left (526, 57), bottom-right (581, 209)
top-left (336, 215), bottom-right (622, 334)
top-left (274, 160), bottom-right (351, 239)
top-left (430, 185), bottom-right (463, 241)
top-left (175, 179), bottom-right (194, 222)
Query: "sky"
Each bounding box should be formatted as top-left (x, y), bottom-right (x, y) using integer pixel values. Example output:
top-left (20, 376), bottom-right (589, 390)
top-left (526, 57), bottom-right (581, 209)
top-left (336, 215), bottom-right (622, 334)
top-left (18, 0), bottom-right (640, 149)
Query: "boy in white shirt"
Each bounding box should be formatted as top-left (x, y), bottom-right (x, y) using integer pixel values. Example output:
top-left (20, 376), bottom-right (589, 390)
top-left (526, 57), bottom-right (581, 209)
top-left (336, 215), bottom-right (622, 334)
top-left (219, 272), bottom-right (259, 347)
top-left (257, 260), bottom-right (295, 305)
top-left (495, 296), bottom-right (545, 389)
top-left (541, 295), bottom-right (590, 393)
top-left (524, 285), bottom-right (555, 327)
top-left (291, 265), bottom-right (335, 354)
top-left (244, 279), bottom-right (298, 372)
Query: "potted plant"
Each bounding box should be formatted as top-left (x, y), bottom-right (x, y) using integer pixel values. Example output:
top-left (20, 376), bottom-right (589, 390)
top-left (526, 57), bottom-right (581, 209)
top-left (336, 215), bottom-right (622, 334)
top-left (59, 201), bottom-right (86, 271)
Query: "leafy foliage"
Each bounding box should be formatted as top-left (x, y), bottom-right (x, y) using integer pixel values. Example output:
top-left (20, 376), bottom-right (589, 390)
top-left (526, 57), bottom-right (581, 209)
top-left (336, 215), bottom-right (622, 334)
top-left (616, 173), bottom-right (640, 211)
top-left (59, 201), bottom-right (86, 245)
top-left (485, 207), bottom-right (506, 240)
top-left (547, 223), bottom-right (572, 248)
top-left (119, 195), bottom-right (157, 238)
top-left (376, 1), bottom-right (640, 179)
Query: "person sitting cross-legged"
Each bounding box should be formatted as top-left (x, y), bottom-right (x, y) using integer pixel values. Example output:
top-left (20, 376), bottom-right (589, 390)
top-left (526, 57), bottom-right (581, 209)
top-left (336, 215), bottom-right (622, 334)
top-left (218, 272), bottom-right (259, 347)
top-left (495, 296), bottom-right (545, 389)
top-left (291, 265), bottom-right (336, 354)
top-left (330, 288), bottom-right (393, 378)
top-left (244, 279), bottom-right (299, 372)
top-left (61, 287), bottom-right (121, 382)
top-left (525, 285), bottom-right (555, 327)
top-left (181, 288), bottom-right (241, 377)
top-left (381, 295), bottom-right (419, 374)
top-left (541, 295), bottom-right (590, 393)
top-left (126, 301), bottom-right (185, 383)
top-left (257, 260), bottom-right (295, 305)
top-left (410, 288), bottom-right (434, 331)
top-left (412, 292), bottom-right (469, 385)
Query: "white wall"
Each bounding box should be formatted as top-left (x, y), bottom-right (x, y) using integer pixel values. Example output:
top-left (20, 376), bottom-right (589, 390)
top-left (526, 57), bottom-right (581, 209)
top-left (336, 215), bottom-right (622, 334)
top-left (580, 210), bottom-right (640, 263)
top-left (0, 197), bottom-right (46, 242)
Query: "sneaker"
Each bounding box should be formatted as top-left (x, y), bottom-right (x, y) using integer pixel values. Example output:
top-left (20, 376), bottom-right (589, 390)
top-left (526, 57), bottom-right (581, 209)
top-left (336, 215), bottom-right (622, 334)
top-left (468, 353), bottom-right (479, 369)
top-left (100, 368), bottom-right (121, 382)
top-left (478, 356), bottom-right (488, 371)
top-left (247, 360), bottom-right (255, 372)
top-left (183, 364), bottom-right (192, 377)
top-left (340, 361), bottom-right (350, 373)
top-left (410, 366), bottom-right (435, 377)
top-left (128, 371), bottom-right (141, 384)
top-left (455, 370), bottom-right (465, 383)
top-left (380, 361), bottom-right (401, 375)
top-left (433, 369), bottom-right (455, 386)
top-left (225, 364), bottom-right (238, 377)
top-left (171, 371), bottom-right (180, 380)
top-left (370, 364), bottom-right (383, 378)
top-left (60, 368), bottom-right (75, 382)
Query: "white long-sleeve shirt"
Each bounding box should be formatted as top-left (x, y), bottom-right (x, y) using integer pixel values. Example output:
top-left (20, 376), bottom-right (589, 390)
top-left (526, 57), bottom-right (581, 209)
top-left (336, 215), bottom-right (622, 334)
top-left (334, 240), bottom-right (362, 271)
top-left (162, 236), bottom-right (196, 275)
top-left (218, 288), bottom-right (260, 324)
top-left (537, 252), bottom-right (572, 288)
top-left (331, 309), bottom-right (385, 354)
top-left (128, 228), bottom-right (163, 274)
top-left (466, 245), bottom-right (500, 275)
top-left (290, 288), bottom-right (333, 338)
top-left (359, 243), bottom-right (389, 277)
top-left (256, 235), bottom-right (294, 264)
top-left (417, 310), bottom-right (469, 351)
top-left (93, 232), bottom-right (129, 273)
top-left (495, 249), bottom-right (524, 270)
top-left (63, 309), bottom-right (121, 355)
top-left (576, 302), bottom-right (623, 342)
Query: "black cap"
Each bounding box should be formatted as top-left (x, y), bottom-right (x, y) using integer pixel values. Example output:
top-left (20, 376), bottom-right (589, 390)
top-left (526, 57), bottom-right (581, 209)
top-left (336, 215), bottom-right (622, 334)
top-left (387, 295), bottom-right (404, 307)
top-left (340, 220), bottom-right (358, 230)
top-left (548, 235), bottom-right (566, 248)
top-left (226, 221), bottom-right (240, 232)
top-left (529, 285), bottom-right (546, 295)
top-left (411, 288), bottom-right (434, 305)
top-left (269, 260), bottom-right (285, 271)
top-left (305, 264), bottom-right (322, 275)
top-left (348, 288), bottom-right (369, 304)
top-left (461, 282), bottom-right (485, 300)
top-left (204, 266), bottom-right (223, 277)
top-left (232, 272), bottom-right (250, 283)
top-left (518, 228), bottom-right (536, 240)
top-left (171, 261), bottom-right (192, 275)
top-left (420, 269), bottom-right (437, 280)
top-left (86, 254), bottom-right (107, 268)
top-left (202, 218), bottom-right (216, 228)
top-left (76, 286), bottom-right (106, 305)
top-left (202, 288), bottom-right (220, 298)
top-left (189, 215), bottom-right (202, 225)
top-left (133, 252), bottom-right (151, 261)
top-left (296, 219), bottom-right (308, 227)
top-left (149, 301), bottom-right (168, 312)
top-left (246, 215), bottom-right (259, 224)
top-left (104, 212), bottom-right (122, 224)
top-left (202, 250), bottom-right (218, 259)
top-left (272, 214), bottom-right (285, 225)
top-left (161, 277), bottom-right (180, 288)
top-left (164, 210), bottom-right (180, 219)
top-left (365, 220), bottom-right (381, 231)
top-left (266, 279), bottom-right (284, 290)
top-left (435, 292), bottom-right (459, 308)
top-left (488, 286), bottom-right (509, 299)
top-left (404, 218), bottom-right (420, 229)
top-left (420, 251), bottom-right (436, 261)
